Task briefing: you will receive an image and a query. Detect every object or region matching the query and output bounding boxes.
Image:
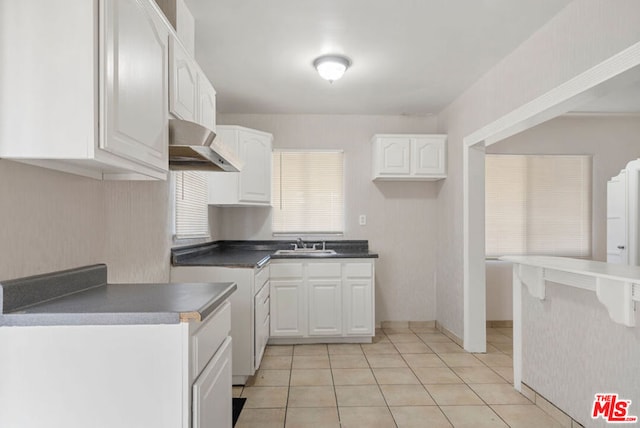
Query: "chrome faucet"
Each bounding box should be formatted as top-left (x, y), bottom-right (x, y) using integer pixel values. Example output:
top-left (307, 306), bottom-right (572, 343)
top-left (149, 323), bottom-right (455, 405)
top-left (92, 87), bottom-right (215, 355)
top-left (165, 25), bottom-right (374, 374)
top-left (296, 237), bottom-right (305, 249)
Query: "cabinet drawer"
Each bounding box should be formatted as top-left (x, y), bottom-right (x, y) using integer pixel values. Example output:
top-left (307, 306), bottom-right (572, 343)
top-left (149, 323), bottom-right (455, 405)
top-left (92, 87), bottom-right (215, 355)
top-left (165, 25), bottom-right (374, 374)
top-left (193, 336), bottom-right (232, 428)
top-left (255, 265), bottom-right (270, 291)
top-left (308, 263), bottom-right (341, 278)
top-left (255, 286), bottom-right (270, 325)
top-left (270, 263), bottom-right (303, 278)
top-left (344, 263), bottom-right (372, 278)
top-left (192, 300), bottom-right (231, 380)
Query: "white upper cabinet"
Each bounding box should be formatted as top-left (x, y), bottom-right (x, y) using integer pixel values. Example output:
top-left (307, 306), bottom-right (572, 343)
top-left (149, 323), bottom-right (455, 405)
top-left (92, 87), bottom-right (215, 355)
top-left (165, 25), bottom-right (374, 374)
top-left (0, 0), bottom-right (170, 180)
top-left (208, 126), bottom-right (273, 206)
top-left (372, 134), bottom-right (447, 181)
top-left (197, 73), bottom-right (217, 132)
top-left (169, 37), bottom-right (198, 122)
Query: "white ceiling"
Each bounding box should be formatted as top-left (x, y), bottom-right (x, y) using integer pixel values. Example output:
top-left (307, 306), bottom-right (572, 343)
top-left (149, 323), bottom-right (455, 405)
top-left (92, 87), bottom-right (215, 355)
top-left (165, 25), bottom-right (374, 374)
top-left (186, 0), bottom-right (572, 116)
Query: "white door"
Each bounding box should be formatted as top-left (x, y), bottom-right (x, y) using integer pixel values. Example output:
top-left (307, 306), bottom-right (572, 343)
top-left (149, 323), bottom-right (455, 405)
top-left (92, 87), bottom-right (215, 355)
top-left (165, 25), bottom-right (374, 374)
top-left (238, 131), bottom-right (272, 203)
top-left (607, 170), bottom-right (628, 264)
top-left (308, 280), bottom-right (342, 336)
top-left (270, 280), bottom-right (305, 336)
top-left (377, 137), bottom-right (411, 175)
top-left (343, 279), bottom-right (373, 335)
top-left (101, 0), bottom-right (168, 172)
top-left (412, 137), bottom-right (445, 176)
top-left (193, 337), bottom-right (232, 428)
top-left (169, 37), bottom-right (197, 121)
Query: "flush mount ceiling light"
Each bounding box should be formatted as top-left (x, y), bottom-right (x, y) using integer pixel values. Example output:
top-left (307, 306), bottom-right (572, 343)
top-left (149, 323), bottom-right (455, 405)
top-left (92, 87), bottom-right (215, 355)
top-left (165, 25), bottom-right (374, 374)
top-left (313, 55), bottom-right (351, 83)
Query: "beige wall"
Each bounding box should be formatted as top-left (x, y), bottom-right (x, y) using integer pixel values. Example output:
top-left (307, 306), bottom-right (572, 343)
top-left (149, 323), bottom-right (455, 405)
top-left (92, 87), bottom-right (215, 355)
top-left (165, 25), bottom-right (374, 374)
top-left (484, 115), bottom-right (640, 320)
top-left (436, 0), bottom-right (640, 338)
top-left (0, 159), bottom-right (172, 284)
top-left (217, 114), bottom-right (439, 322)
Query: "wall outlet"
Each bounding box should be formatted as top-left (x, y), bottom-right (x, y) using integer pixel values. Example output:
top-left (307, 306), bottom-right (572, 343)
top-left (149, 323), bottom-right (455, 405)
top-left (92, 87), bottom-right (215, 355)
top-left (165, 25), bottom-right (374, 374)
top-left (359, 214), bottom-right (367, 226)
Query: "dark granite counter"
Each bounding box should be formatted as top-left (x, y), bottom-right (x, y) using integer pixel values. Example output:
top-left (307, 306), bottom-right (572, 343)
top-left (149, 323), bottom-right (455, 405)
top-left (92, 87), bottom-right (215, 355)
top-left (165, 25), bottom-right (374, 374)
top-left (0, 264), bottom-right (236, 326)
top-left (171, 240), bottom-right (378, 268)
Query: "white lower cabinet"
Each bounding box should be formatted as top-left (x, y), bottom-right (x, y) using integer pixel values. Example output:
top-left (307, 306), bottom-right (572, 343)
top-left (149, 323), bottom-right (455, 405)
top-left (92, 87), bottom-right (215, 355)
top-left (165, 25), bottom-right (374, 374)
top-left (0, 299), bottom-right (233, 428)
top-left (270, 259), bottom-right (375, 342)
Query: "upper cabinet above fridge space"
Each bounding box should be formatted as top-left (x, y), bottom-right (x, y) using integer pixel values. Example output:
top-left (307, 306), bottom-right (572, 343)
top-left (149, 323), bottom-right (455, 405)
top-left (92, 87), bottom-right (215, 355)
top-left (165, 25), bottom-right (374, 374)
top-left (372, 134), bottom-right (447, 181)
top-left (0, 0), bottom-right (171, 180)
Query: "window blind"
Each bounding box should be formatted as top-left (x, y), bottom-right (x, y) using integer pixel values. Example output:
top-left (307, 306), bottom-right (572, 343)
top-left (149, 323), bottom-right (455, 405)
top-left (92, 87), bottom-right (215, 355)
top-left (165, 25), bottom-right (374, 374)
top-left (272, 150), bottom-right (344, 234)
top-left (174, 171), bottom-right (210, 239)
top-left (485, 154), bottom-right (591, 257)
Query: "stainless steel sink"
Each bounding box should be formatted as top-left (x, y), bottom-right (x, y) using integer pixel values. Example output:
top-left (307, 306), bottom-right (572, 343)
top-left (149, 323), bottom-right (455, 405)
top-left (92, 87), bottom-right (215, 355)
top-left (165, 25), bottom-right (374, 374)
top-left (274, 249), bottom-right (337, 256)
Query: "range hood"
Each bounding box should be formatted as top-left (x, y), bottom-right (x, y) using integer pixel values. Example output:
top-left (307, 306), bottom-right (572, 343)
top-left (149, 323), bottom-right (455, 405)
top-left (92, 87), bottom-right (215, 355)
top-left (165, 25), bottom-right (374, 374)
top-left (168, 119), bottom-right (241, 172)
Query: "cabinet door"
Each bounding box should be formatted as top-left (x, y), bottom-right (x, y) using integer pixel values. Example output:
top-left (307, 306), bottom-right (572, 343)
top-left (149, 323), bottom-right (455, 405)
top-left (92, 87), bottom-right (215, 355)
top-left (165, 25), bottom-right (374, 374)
top-left (193, 337), bottom-right (232, 428)
top-left (607, 170), bottom-right (628, 264)
top-left (270, 280), bottom-right (305, 336)
top-left (169, 37), bottom-right (197, 122)
top-left (376, 137), bottom-right (411, 176)
top-left (101, 0), bottom-right (168, 172)
top-left (343, 279), bottom-right (373, 335)
top-left (412, 137), bottom-right (446, 176)
top-left (238, 131), bottom-right (272, 203)
top-left (197, 72), bottom-right (216, 131)
top-left (308, 279), bottom-right (342, 336)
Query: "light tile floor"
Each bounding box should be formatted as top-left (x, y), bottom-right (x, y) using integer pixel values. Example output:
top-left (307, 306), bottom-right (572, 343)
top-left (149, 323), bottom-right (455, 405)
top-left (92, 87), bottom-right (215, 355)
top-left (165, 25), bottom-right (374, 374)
top-left (234, 327), bottom-right (562, 428)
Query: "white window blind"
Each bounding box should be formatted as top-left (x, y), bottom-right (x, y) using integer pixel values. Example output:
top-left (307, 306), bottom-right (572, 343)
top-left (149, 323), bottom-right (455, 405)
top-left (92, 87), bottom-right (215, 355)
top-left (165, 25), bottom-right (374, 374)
top-left (174, 171), bottom-right (210, 239)
top-left (485, 154), bottom-right (591, 257)
top-left (272, 150), bottom-right (344, 234)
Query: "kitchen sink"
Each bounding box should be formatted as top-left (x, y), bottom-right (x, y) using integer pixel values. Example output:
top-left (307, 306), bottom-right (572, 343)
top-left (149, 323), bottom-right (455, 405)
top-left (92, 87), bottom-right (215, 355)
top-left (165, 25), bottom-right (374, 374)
top-left (274, 249), bottom-right (337, 255)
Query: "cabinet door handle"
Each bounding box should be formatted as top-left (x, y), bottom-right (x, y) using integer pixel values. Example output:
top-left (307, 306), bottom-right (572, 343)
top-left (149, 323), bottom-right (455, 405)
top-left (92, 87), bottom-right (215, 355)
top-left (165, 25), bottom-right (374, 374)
top-left (617, 245), bottom-right (626, 250)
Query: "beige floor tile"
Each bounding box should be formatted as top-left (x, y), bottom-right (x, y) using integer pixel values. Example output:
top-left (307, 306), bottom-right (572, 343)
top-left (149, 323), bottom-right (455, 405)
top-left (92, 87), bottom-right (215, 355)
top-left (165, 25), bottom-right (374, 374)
top-left (241, 386), bottom-right (289, 408)
top-left (491, 342), bottom-right (514, 354)
top-left (437, 353), bottom-right (484, 367)
top-left (387, 333), bottom-right (422, 343)
top-left (493, 327), bottom-right (513, 338)
top-left (382, 321), bottom-right (409, 329)
top-left (413, 367), bottom-right (463, 384)
top-left (408, 321), bottom-right (436, 329)
top-left (380, 384), bottom-right (435, 406)
top-left (293, 344), bottom-right (328, 356)
top-left (440, 405), bottom-right (508, 428)
top-left (250, 369), bottom-right (291, 386)
top-left (260, 355), bottom-right (293, 370)
top-left (475, 353), bottom-right (513, 367)
top-left (417, 333), bottom-right (454, 343)
top-left (491, 367), bottom-right (514, 383)
top-left (486, 332), bottom-right (512, 344)
top-left (452, 367), bottom-right (507, 384)
top-left (290, 369), bottom-right (333, 386)
top-left (335, 385), bottom-right (386, 406)
top-left (390, 406), bottom-right (452, 428)
top-left (366, 353), bottom-right (408, 368)
top-left (339, 406), bottom-right (397, 428)
top-left (265, 345), bottom-right (294, 356)
top-left (427, 342), bottom-right (466, 354)
top-left (332, 368), bottom-right (377, 385)
top-left (393, 342), bottom-right (433, 354)
top-left (469, 384), bottom-right (532, 405)
top-left (372, 335), bottom-right (391, 344)
top-left (327, 344), bottom-right (364, 355)
top-left (383, 328), bottom-right (414, 334)
top-left (285, 407), bottom-right (340, 428)
top-left (491, 404), bottom-right (564, 428)
top-left (235, 408), bottom-right (286, 428)
top-left (329, 354), bottom-right (369, 368)
top-left (362, 342), bottom-right (400, 355)
top-left (373, 368), bottom-right (420, 384)
top-left (425, 384), bottom-right (484, 405)
top-left (287, 386), bottom-right (336, 408)
top-left (232, 386), bottom-right (243, 397)
top-left (292, 355), bottom-right (330, 369)
top-left (403, 353), bottom-right (446, 368)
top-left (409, 326), bottom-right (440, 334)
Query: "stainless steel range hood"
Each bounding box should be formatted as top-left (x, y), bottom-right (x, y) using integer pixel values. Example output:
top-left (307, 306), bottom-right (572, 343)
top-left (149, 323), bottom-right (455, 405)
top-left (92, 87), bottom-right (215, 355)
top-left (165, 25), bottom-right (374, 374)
top-left (168, 119), bottom-right (241, 172)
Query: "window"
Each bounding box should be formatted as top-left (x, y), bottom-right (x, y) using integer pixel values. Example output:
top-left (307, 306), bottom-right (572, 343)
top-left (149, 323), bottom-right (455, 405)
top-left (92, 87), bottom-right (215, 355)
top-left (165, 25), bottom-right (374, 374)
top-left (485, 154), bottom-right (591, 257)
top-left (174, 171), bottom-right (210, 239)
top-left (272, 150), bottom-right (344, 234)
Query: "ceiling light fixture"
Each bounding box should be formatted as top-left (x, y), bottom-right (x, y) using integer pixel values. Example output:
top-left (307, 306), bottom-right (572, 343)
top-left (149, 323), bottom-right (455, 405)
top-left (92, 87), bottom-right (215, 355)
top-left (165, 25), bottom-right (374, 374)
top-left (313, 55), bottom-right (351, 83)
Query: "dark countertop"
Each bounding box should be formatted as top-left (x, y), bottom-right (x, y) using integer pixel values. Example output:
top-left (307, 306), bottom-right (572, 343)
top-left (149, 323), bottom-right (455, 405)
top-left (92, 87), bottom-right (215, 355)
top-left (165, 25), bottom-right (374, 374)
top-left (0, 264), bottom-right (236, 326)
top-left (171, 240), bottom-right (379, 268)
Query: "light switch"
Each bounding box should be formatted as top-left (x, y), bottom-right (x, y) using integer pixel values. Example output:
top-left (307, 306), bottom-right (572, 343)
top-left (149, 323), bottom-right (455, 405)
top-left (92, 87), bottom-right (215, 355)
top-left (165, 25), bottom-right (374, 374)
top-left (359, 215), bottom-right (366, 226)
